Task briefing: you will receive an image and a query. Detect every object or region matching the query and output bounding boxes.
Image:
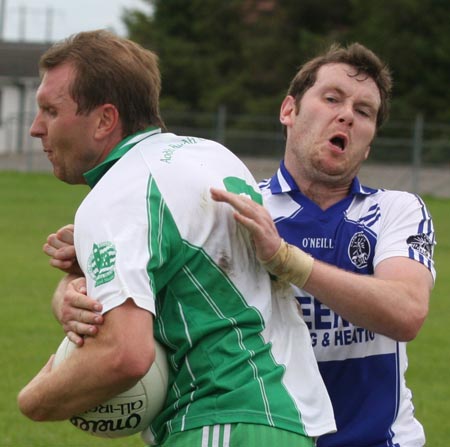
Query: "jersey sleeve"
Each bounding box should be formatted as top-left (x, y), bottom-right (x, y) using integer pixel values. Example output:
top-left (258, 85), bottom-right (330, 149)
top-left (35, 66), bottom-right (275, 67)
top-left (373, 191), bottom-right (436, 280)
top-left (74, 162), bottom-right (171, 316)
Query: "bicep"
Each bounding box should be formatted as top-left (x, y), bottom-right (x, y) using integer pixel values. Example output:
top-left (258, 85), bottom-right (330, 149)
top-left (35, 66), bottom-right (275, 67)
top-left (375, 256), bottom-right (433, 290)
top-left (89, 299), bottom-right (155, 374)
top-left (375, 256), bottom-right (433, 311)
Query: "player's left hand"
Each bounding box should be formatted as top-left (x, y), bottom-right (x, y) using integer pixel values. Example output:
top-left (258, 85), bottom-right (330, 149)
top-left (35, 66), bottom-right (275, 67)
top-left (44, 224), bottom-right (83, 276)
top-left (210, 187), bottom-right (282, 262)
top-left (53, 276), bottom-right (104, 347)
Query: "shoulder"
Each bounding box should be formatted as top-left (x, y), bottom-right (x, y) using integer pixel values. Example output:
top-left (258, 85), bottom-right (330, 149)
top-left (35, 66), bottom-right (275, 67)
top-left (345, 189), bottom-right (434, 236)
top-left (136, 133), bottom-right (232, 164)
top-left (356, 188), bottom-right (428, 214)
top-left (134, 133), bottom-right (253, 185)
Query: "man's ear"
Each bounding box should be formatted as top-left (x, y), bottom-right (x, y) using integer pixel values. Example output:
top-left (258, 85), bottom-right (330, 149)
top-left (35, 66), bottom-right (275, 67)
top-left (364, 145), bottom-right (371, 160)
top-left (94, 104), bottom-right (120, 140)
top-left (279, 95), bottom-right (296, 126)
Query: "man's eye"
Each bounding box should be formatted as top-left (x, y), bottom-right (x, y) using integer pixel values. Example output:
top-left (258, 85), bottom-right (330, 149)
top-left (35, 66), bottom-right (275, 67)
top-left (356, 108), bottom-right (375, 119)
top-left (44, 107), bottom-right (57, 117)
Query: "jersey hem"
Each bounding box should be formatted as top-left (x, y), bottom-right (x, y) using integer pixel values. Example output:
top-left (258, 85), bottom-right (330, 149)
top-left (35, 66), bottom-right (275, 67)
top-left (155, 411), bottom-right (336, 442)
top-left (100, 294), bottom-right (156, 316)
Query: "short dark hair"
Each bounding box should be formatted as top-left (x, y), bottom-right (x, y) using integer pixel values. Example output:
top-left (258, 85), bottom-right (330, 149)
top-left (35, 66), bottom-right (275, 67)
top-left (287, 43), bottom-right (392, 130)
top-left (39, 30), bottom-right (165, 137)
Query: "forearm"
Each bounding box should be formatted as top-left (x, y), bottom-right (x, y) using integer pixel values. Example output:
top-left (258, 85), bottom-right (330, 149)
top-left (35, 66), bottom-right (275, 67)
top-left (51, 274), bottom-right (83, 322)
top-left (18, 340), bottom-right (139, 421)
top-left (19, 301), bottom-right (154, 421)
top-left (304, 261), bottom-right (427, 340)
top-left (263, 241), bottom-right (431, 341)
top-left (209, 189), bottom-right (432, 340)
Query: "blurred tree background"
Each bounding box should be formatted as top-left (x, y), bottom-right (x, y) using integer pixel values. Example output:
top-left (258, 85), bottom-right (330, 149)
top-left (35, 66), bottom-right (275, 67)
top-left (122, 0), bottom-right (450, 122)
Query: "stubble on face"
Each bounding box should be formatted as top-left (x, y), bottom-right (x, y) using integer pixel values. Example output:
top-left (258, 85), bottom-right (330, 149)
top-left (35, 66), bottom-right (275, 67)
top-left (34, 64), bottom-right (101, 185)
top-left (285, 63), bottom-right (379, 191)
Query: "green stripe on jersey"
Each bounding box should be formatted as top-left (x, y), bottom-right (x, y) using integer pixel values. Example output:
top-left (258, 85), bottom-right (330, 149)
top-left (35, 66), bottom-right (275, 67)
top-left (145, 176), bottom-right (305, 444)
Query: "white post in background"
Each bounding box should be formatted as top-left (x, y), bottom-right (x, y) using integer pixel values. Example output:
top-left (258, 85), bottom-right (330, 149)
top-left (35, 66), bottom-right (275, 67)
top-left (18, 4), bottom-right (26, 41)
top-left (0, 0), bottom-right (6, 40)
top-left (411, 113), bottom-right (424, 194)
top-left (45, 6), bottom-right (54, 42)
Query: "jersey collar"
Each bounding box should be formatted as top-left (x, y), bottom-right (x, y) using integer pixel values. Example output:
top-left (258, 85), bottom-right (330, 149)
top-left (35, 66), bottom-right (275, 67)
top-left (83, 127), bottom-right (161, 188)
top-left (268, 159), bottom-right (378, 197)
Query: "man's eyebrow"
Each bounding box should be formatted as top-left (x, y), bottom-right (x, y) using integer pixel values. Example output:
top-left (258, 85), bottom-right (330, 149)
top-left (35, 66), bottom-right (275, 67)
top-left (321, 86), bottom-right (349, 98)
top-left (324, 85), bottom-right (379, 110)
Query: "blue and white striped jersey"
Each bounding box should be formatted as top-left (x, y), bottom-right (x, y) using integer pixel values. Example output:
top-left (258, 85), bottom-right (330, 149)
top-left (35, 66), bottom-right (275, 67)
top-left (260, 160), bottom-right (436, 447)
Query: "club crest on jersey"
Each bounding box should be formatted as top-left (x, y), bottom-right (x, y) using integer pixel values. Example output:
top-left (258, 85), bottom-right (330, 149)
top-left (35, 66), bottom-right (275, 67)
top-left (87, 241), bottom-right (117, 287)
top-left (407, 233), bottom-right (433, 258)
top-left (348, 232), bottom-right (371, 269)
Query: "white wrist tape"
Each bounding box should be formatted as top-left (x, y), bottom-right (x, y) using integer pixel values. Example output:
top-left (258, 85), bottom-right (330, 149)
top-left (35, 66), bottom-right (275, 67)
top-left (260, 239), bottom-right (314, 288)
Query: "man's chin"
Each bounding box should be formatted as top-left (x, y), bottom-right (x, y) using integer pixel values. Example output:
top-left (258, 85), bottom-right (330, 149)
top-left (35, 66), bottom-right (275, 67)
top-left (53, 168), bottom-right (77, 185)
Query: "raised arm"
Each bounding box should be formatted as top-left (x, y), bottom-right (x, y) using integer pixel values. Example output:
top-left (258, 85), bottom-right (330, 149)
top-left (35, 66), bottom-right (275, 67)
top-left (210, 188), bottom-right (433, 341)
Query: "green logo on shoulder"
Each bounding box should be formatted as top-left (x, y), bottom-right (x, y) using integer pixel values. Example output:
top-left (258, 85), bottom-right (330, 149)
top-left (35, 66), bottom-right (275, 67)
top-left (87, 242), bottom-right (117, 287)
top-left (223, 176), bottom-right (263, 204)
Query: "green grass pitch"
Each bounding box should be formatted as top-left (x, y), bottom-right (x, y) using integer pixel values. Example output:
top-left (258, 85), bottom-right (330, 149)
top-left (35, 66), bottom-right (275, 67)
top-left (0, 172), bottom-right (448, 446)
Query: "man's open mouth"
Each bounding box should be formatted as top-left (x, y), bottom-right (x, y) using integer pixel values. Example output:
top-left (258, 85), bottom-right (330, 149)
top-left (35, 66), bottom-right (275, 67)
top-left (329, 135), bottom-right (347, 151)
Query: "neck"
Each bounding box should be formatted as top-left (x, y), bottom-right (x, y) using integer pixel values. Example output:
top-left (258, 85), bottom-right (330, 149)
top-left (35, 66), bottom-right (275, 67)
top-left (298, 179), bottom-right (351, 210)
top-left (97, 131), bottom-right (125, 164)
top-left (284, 162), bottom-right (353, 210)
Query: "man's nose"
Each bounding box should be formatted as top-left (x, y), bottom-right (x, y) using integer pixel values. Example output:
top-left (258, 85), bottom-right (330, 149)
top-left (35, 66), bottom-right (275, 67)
top-left (30, 112), bottom-right (45, 138)
top-left (337, 103), bottom-right (354, 126)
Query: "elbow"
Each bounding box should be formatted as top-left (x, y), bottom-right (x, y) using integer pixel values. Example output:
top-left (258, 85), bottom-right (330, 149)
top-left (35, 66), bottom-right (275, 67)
top-left (23, 410), bottom-right (49, 423)
top-left (396, 306), bottom-right (428, 342)
top-left (114, 343), bottom-right (155, 382)
top-left (399, 317), bottom-right (427, 342)
top-left (399, 280), bottom-right (432, 341)
top-left (126, 355), bottom-right (155, 381)
top-left (18, 391), bottom-right (50, 422)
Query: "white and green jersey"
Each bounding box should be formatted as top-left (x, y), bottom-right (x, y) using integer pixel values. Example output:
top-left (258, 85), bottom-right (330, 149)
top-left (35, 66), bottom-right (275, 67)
top-left (75, 128), bottom-right (335, 444)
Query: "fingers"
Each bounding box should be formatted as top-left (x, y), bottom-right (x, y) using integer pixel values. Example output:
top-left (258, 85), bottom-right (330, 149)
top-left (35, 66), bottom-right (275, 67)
top-left (211, 187), bottom-right (282, 261)
top-left (44, 224), bottom-right (75, 259)
top-left (64, 317), bottom-right (100, 341)
top-left (44, 226), bottom-right (82, 275)
top-left (210, 187), bottom-right (255, 216)
top-left (65, 280), bottom-right (103, 314)
top-left (44, 233), bottom-right (76, 260)
top-left (58, 278), bottom-right (104, 342)
top-left (49, 257), bottom-right (76, 271)
top-left (232, 209), bottom-right (261, 232)
top-left (61, 315), bottom-right (103, 345)
top-left (211, 187), bottom-right (274, 232)
top-left (56, 224), bottom-right (75, 244)
top-left (211, 187), bottom-right (271, 231)
top-left (66, 331), bottom-right (85, 347)
top-left (70, 276), bottom-right (87, 294)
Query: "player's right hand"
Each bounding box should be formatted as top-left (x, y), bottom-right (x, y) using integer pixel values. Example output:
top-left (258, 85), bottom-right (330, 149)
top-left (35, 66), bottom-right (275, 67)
top-left (43, 224), bottom-right (83, 276)
top-left (210, 188), bottom-right (282, 262)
